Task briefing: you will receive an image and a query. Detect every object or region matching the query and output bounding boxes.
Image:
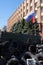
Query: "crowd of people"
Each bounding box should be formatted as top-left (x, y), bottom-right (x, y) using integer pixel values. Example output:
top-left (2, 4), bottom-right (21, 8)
top-left (0, 39), bottom-right (43, 65)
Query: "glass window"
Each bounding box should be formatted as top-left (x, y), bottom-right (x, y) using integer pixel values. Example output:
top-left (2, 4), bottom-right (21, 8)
top-left (35, 2), bottom-right (37, 7)
top-left (30, 6), bottom-right (32, 11)
top-left (41, 16), bottom-right (43, 21)
top-left (26, 9), bottom-right (28, 14)
top-left (35, 10), bottom-right (37, 16)
top-left (41, 7), bottom-right (43, 13)
top-left (30, 0), bottom-right (32, 3)
top-left (27, 3), bottom-right (28, 6)
top-left (23, 12), bottom-right (25, 17)
top-left (42, 25), bottom-right (43, 32)
top-left (21, 9), bottom-right (22, 11)
top-left (23, 6), bottom-right (25, 9)
top-left (41, 0), bottom-right (43, 3)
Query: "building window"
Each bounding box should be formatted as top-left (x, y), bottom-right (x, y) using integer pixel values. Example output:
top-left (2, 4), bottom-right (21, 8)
top-left (21, 14), bottom-right (22, 17)
top-left (41, 0), bottom-right (43, 3)
top-left (42, 25), bottom-right (43, 32)
top-left (26, 9), bottom-right (28, 14)
top-left (23, 6), bottom-right (25, 9)
top-left (41, 16), bottom-right (43, 21)
top-left (30, 0), bottom-right (32, 3)
top-left (26, 3), bottom-right (28, 6)
top-left (21, 9), bottom-right (22, 11)
top-left (35, 2), bottom-right (37, 8)
top-left (35, 10), bottom-right (37, 16)
top-left (41, 7), bottom-right (43, 13)
top-left (23, 12), bottom-right (25, 17)
top-left (30, 6), bottom-right (32, 11)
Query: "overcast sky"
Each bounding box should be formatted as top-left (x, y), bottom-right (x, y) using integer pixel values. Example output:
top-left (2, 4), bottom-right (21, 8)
top-left (0, 0), bottom-right (23, 29)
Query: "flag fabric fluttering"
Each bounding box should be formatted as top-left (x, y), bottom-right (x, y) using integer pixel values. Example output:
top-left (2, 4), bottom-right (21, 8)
top-left (24, 11), bottom-right (35, 23)
top-left (31, 16), bottom-right (35, 23)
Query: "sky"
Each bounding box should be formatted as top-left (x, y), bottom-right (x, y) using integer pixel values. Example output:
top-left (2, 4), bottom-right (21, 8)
top-left (0, 0), bottom-right (23, 29)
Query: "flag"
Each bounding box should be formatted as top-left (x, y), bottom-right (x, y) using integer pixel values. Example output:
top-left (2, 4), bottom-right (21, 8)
top-left (24, 11), bottom-right (35, 23)
top-left (31, 16), bottom-right (35, 23)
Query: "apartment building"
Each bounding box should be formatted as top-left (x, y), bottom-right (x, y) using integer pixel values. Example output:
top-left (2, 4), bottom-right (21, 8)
top-left (7, 0), bottom-right (43, 32)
